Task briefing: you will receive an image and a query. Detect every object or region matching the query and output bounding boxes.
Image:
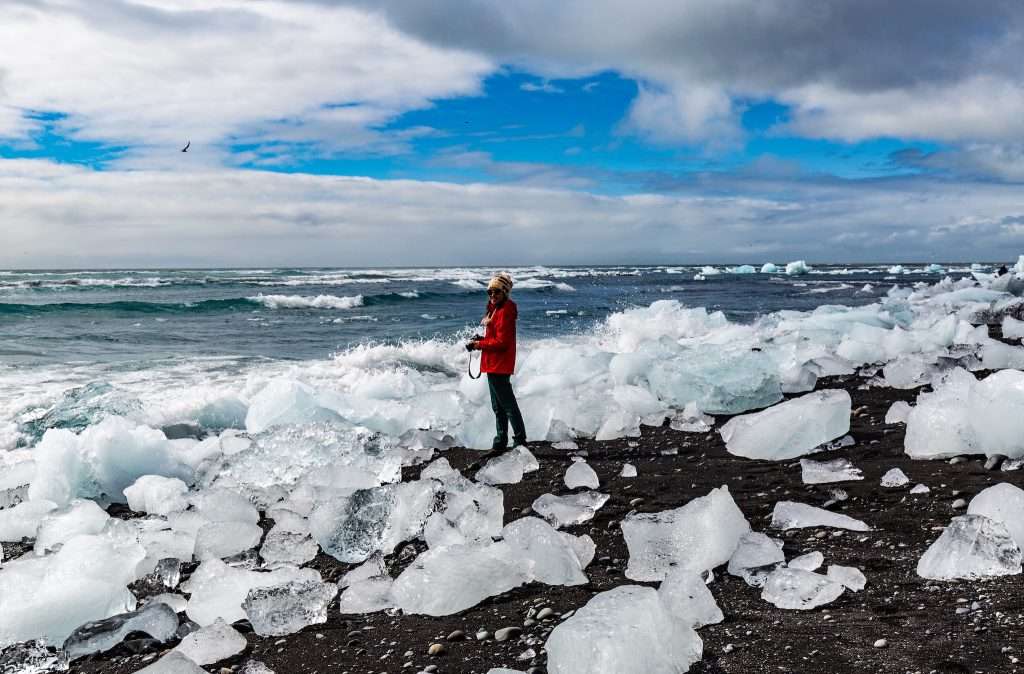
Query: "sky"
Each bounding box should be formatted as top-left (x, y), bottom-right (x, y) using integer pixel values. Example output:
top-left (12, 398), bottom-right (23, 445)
top-left (2, 0), bottom-right (1024, 267)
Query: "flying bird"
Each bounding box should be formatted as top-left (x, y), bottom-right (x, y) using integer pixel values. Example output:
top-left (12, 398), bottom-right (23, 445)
top-left (181, 141), bottom-right (190, 153)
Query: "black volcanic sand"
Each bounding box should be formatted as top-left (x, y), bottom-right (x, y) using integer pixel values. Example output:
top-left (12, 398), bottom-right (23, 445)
top-left (72, 374), bottom-right (1024, 674)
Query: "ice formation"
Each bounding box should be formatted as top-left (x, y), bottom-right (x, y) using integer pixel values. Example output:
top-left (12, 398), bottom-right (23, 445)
top-left (242, 579), bottom-right (338, 636)
top-left (502, 517), bottom-right (589, 586)
top-left (771, 501), bottom-right (870, 531)
top-left (720, 390), bottom-right (851, 460)
top-left (63, 601), bottom-right (178, 660)
top-left (727, 531), bottom-right (785, 587)
top-left (194, 520), bottom-right (263, 560)
top-left (884, 401), bottom-right (911, 424)
top-left (917, 515), bottom-right (1022, 580)
top-left (966, 483), bottom-right (1024, 549)
top-left (338, 576), bottom-right (395, 614)
top-left (785, 260), bottom-right (811, 275)
top-left (827, 565), bottom-right (867, 591)
top-left (475, 446), bottom-right (538, 485)
top-left (545, 585), bottom-right (702, 674)
top-left (532, 491), bottom-right (609, 528)
top-left (124, 476), bottom-right (189, 516)
top-left (564, 461), bottom-right (600, 490)
top-left (33, 499), bottom-right (110, 554)
top-left (668, 403), bottom-right (715, 433)
top-left (260, 526), bottom-right (319, 568)
top-left (622, 486), bottom-right (750, 581)
top-left (880, 468), bottom-right (910, 487)
top-left (761, 263), bottom-right (779, 273)
top-left (173, 618), bottom-right (247, 665)
top-left (761, 568), bottom-right (845, 610)
top-left (800, 458), bottom-right (863, 484)
top-left (658, 568), bottom-right (724, 628)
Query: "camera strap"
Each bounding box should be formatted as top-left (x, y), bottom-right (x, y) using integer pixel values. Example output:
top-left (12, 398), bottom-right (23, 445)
top-left (468, 350), bottom-right (482, 379)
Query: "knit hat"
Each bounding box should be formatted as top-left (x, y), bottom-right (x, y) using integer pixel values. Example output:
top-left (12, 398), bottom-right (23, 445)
top-left (487, 272), bottom-right (513, 294)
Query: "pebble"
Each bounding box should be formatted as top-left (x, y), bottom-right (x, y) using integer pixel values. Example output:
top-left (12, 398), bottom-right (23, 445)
top-left (723, 643), bottom-right (735, 653)
top-left (495, 626), bottom-right (523, 642)
top-left (446, 630), bottom-right (466, 641)
top-left (475, 630), bottom-right (491, 641)
top-left (423, 667), bottom-right (438, 674)
top-left (874, 639), bottom-right (888, 648)
top-left (952, 498), bottom-right (967, 510)
top-left (536, 607), bottom-right (554, 620)
top-left (427, 643), bottom-right (446, 656)
top-left (523, 619), bottom-right (536, 628)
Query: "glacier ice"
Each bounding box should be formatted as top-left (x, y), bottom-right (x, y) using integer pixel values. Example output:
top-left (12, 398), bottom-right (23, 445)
top-left (761, 567), bottom-right (845, 610)
top-left (123, 476), bottom-right (189, 516)
top-left (880, 468), bottom-right (909, 487)
top-left (245, 379), bottom-right (341, 433)
top-left (720, 390), bottom-right (851, 461)
top-left (564, 461), bottom-right (599, 490)
top-left (788, 551), bottom-right (824, 571)
top-left (658, 567), bottom-right (723, 628)
top-left (545, 585), bottom-right (702, 674)
top-left (917, 515), bottom-right (1022, 580)
top-left (173, 617), bottom-right (247, 665)
top-left (622, 486), bottom-right (750, 581)
top-left (800, 458), bottom-right (863, 485)
top-left (391, 542), bottom-right (533, 616)
top-left (726, 531), bottom-right (785, 587)
top-left (761, 262), bottom-right (779, 273)
top-left (826, 565), bottom-right (866, 591)
top-left (966, 483), bottom-right (1024, 550)
top-left (502, 517), bottom-right (588, 586)
top-left (771, 501), bottom-right (870, 531)
top-left (532, 491), bottom-right (609, 528)
top-left (63, 601), bottom-right (178, 660)
top-left (242, 579), bottom-right (337, 637)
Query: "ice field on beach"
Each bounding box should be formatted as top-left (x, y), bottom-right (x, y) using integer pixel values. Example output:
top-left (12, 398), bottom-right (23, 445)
top-left (5, 261), bottom-right (1024, 671)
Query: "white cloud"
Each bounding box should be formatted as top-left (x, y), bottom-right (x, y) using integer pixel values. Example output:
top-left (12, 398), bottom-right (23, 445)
top-left (0, 1), bottom-right (491, 150)
top-left (3, 158), bottom-right (1024, 268)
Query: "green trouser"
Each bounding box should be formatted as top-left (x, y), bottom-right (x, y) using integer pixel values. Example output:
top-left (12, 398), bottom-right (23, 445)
top-left (487, 373), bottom-right (526, 448)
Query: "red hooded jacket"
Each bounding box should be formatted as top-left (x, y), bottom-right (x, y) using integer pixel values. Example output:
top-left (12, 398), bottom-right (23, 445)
top-left (477, 299), bottom-right (517, 374)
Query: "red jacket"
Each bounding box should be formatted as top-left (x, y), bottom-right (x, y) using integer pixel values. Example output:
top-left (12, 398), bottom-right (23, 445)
top-left (477, 299), bottom-right (517, 374)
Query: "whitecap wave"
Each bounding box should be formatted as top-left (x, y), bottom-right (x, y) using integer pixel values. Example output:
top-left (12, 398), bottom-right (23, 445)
top-left (248, 294), bottom-right (364, 310)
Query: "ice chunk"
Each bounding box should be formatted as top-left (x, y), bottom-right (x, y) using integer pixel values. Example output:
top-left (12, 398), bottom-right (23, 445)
top-left (799, 458), bottom-right (863, 485)
top-left (545, 585), bottom-right (702, 674)
top-left (785, 260), bottom-right (811, 275)
top-left (967, 483), bottom-right (1024, 549)
top-left (309, 480), bottom-right (441, 563)
top-left (182, 558), bottom-right (320, 625)
top-left (771, 501), bottom-right (870, 531)
top-left (502, 517), bottom-right (588, 586)
top-left (194, 521), bottom-right (263, 560)
top-left (761, 568), bottom-right (845, 610)
top-left (532, 491), bottom-right (609, 528)
top-left (826, 565), bottom-right (866, 591)
top-left (720, 390), bottom-right (851, 460)
top-left (474, 447), bottom-right (538, 486)
top-left (726, 531), bottom-right (784, 587)
top-left (136, 651), bottom-right (206, 674)
top-left (622, 486), bottom-right (750, 581)
top-left (338, 576), bottom-right (394, 614)
top-left (241, 661), bottom-right (276, 674)
top-left (564, 462), bottom-right (599, 490)
top-left (880, 468), bottom-right (909, 487)
top-left (244, 379), bottom-right (340, 433)
top-left (761, 262), bottom-right (779, 273)
top-left (260, 526), bottom-right (319, 568)
top-left (34, 499), bottom-right (109, 554)
top-left (917, 514), bottom-right (1022, 580)
top-left (391, 542), bottom-right (533, 616)
top-left (190, 488), bottom-right (258, 524)
top-left (788, 551), bottom-right (824, 571)
top-left (658, 568), bottom-right (723, 628)
top-left (620, 463), bottom-right (637, 478)
top-left (63, 601), bottom-right (178, 660)
top-left (0, 499), bottom-right (57, 542)
top-left (242, 579), bottom-right (337, 637)
top-left (173, 618), bottom-right (247, 666)
top-left (124, 476), bottom-right (189, 516)
top-left (1002, 315), bottom-right (1024, 340)
top-left (147, 593), bottom-right (188, 613)
top-left (910, 483), bottom-right (930, 494)
top-left (648, 347), bottom-right (783, 415)
top-left (884, 401), bottom-right (911, 424)
top-left (669, 403), bottom-right (715, 433)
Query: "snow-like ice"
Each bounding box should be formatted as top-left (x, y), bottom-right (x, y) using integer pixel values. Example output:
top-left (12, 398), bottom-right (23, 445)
top-left (502, 517), bottom-right (588, 586)
top-left (917, 515), bottom-right (1022, 580)
top-left (0, 499), bottom-right (57, 542)
top-left (800, 458), bottom-right (863, 485)
top-left (63, 601), bottom-right (178, 660)
top-left (564, 462), bottom-right (599, 490)
top-left (173, 617), bottom-right (247, 665)
top-left (884, 401), bottom-right (911, 424)
top-left (123, 476), bottom-right (189, 516)
top-left (827, 565), bottom-right (866, 591)
top-left (242, 579), bottom-right (338, 636)
top-left (727, 531), bottom-right (785, 587)
top-left (532, 491), bottom-right (609, 528)
top-left (620, 463), bottom-right (637, 478)
top-left (786, 260), bottom-right (811, 275)
top-left (622, 486), bottom-right (750, 581)
top-left (771, 501), bottom-right (870, 532)
top-left (761, 568), bottom-right (845, 610)
top-left (658, 568), bottom-right (723, 628)
top-left (966, 483), bottom-right (1024, 549)
top-left (720, 390), bottom-right (851, 461)
top-left (880, 468), bottom-right (909, 487)
top-left (33, 499), bottom-right (109, 554)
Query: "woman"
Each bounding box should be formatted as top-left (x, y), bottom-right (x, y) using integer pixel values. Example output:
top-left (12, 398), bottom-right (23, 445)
top-left (469, 272), bottom-right (527, 449)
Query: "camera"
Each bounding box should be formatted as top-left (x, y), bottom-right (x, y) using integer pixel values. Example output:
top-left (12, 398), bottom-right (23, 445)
top-left (465, 334), bottom-right (484, 351)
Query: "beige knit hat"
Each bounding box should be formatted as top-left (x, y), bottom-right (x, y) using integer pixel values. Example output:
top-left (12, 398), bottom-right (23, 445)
top-left (487, 272), bottom-right (513, 294)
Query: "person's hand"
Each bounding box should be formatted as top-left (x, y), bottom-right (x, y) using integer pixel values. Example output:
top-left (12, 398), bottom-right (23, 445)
top-left (466, 340), bottom-right (478, 352)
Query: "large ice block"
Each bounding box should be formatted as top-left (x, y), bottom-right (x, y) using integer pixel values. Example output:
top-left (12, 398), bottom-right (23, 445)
top-left (532, 492), bottom-right (609, 528)
top-left (726, 531), bottom-right (785, 587)
top-left (967, 483), bottom-right (1024, 549)
top-left (502, 517), bottom-right (588, 586)
top-left (770, 501), bottom-right (870, 531)
top-left (720, 390), bottom-right (851, 460)
top-left (917, 514), bottom-right (1022, 580)
top-left (242, 579), bottom-right (338, 637)
top-left (657, 568), bottom-right (723, 628)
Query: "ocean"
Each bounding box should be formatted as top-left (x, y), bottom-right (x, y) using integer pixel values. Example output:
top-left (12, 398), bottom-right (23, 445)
top-left (0, 262), bottom-right (989, 452)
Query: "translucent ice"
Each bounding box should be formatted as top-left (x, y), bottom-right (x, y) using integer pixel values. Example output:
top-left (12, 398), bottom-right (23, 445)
top-left (1002, 315), bottom-right (1024, 340)
top-left (532, 492), bottom-right (609, 528)
top-left (190, 488), bottom-right (259, 524)
top-left (880, 468), bottom-right (909, 487)
top-left (391, 542), bottom-right (533, 616)
top-left (475, 447), bottom-right (538, 486)
top-left (647, 347), bottom-right (783, 415)
top-left (338, 576), bottom-right (394, 614)
top-left (917, 515), bottom-right (1022, 580)
top-left (502, 517), bottom-right (588, 586)
top-left (123, 476), bottom-right (189, 516)
top-left (182, 559), bottom-right (321, 625)
top-left (173, 617), bottom-right (247, 665)
top-left (826, 565), bottom-right (866, 591)
top-left (244, 379), bottom-right (340, 433)
top-left (727, 531), bottom-right (785, 587)
top-left (799, 458), bottom-right (863, 485)
top-left (242, 579), bottom-right (337, 637)
top-left (720, 390), bottom-right (851, 461)
top-left (884, 401), bottom-right (911, 424)
top-left (63, 601), bottom-right (178, 660)
top-left (787, 551), bottom-right (824, 571)
top-left (259, 526), bottom-right (319, 568)
top-left (622, 486), bottom-right (750, 581)
top-left (33, 500), bottom-right (109, 554)
top-left (771, 501), bottom-right (870, 531)
top-left (761, 262), bottom-right (779, 273)
top-left (761, 568), bottom-right (845, 610)
top-left (194, 521), bottom-right (263, 560)
top-left (967, 483), bottom-right (1024, 549)
top-left (136, 651), bottom-right (206, 674)
top-left (668, 403), bottom-right (714, 433)
top-left (658, 568), bottom-right (723, 628)
top-left (564, 462), bottom-right (599, 490)
top-left (545, 585), bottom-right (702, 674)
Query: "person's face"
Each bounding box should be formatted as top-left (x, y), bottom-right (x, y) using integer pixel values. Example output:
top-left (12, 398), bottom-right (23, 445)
top-left (487, 288), bottom-right (505, 303)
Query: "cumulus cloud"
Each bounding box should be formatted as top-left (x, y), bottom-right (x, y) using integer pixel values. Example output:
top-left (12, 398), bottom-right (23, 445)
top-left (4, 158), bottom-right (1024, 268)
